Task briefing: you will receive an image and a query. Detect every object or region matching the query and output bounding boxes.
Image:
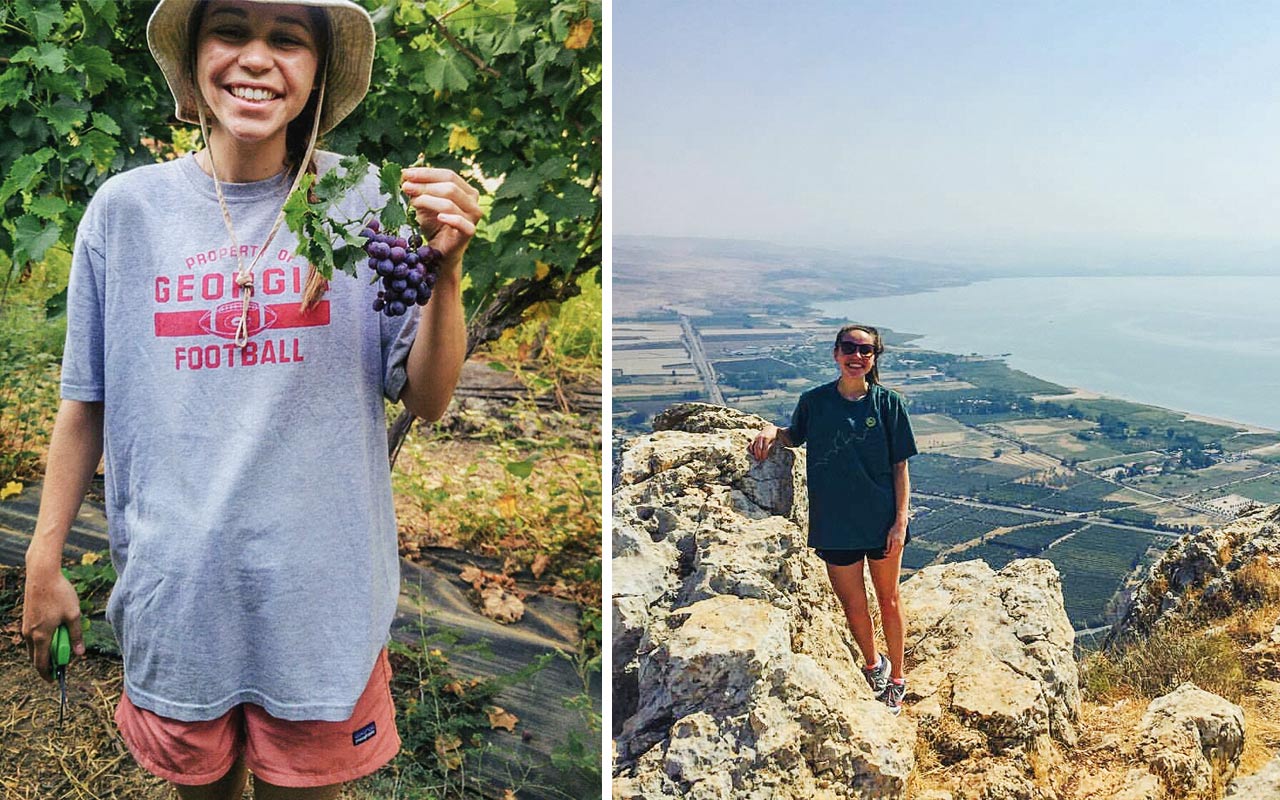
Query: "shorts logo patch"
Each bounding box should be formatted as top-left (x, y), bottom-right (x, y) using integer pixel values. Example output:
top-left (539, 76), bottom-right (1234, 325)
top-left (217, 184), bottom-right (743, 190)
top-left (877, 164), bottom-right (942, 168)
top-left (353, 721), bottom-right (377, 746)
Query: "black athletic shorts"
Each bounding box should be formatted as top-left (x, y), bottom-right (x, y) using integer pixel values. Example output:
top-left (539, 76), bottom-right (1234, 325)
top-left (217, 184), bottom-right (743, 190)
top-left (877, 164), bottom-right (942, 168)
top-left (815, 529), bottom-right (911, 566)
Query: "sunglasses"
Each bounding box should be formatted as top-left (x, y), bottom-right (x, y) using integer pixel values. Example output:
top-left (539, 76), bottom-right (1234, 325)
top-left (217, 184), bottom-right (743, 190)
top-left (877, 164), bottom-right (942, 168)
top-left (837, 341), bottom-right (876, 356)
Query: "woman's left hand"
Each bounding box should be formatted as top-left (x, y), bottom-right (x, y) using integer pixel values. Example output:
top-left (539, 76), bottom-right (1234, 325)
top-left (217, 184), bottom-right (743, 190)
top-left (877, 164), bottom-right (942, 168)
top-left (400, 167), bottom-right (483, 284)
top-left (884, 520), bottom-right (908, 557)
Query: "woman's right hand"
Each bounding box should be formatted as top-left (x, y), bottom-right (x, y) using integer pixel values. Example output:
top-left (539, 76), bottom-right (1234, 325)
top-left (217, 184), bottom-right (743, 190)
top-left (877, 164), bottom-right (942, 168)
top-left (22, 561), bottom-right (85, 682)
top-left (749, 425), bottom-right (780, 461)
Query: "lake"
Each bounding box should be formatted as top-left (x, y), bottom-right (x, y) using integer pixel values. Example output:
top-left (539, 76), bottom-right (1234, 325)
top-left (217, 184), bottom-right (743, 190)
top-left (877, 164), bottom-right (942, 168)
top-left (818, 275), bottom-right (1280, 431)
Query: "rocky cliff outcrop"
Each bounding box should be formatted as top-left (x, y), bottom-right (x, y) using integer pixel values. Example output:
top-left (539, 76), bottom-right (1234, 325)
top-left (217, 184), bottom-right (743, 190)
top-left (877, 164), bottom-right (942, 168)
top-left (1109, 506), bottom-right (1280, 645)
top-left (612, 404), bottom-right (1082, 799)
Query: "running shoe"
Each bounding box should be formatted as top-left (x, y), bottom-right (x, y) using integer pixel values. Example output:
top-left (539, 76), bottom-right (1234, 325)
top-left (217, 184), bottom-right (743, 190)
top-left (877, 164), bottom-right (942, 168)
top-left (862, 653), bottom-right (891, 699)
top-left (884, 680), bottom-right (906, 716)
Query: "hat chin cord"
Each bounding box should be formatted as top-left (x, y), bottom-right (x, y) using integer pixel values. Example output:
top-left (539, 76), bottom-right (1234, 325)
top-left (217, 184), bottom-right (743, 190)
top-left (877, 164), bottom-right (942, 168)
top-left (195, 73), bottom-right (327, 349)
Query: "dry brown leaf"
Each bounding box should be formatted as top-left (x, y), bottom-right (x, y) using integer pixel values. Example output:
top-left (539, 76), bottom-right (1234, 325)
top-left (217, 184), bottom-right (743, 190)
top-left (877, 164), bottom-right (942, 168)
top-left (443, 681), bottom-right (465, 696)
top-left (564, 17), bottom-right (593, 49)
top-left (486, 705), bottom-right (519, 732)
top-left (502, 790), bottom-right (517, 800)
top-left (480, 584), bottom-right (525, 624)
top-left (435, 733), bottom-right (463, 770)
top-left (459, 565), bottom-right (484, 586)
top-left (530, 553), bottom-right (551, 579)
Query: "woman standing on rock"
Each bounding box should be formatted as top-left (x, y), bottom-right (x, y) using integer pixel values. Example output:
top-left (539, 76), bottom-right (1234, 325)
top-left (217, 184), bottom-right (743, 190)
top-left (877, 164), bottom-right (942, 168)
top-left (748, 323), bottom-right (917, 715)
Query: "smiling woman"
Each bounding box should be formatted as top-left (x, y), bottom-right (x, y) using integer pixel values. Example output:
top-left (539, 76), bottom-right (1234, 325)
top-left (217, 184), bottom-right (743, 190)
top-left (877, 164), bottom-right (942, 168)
top-left (19, 1), bottom-right (483, 799)
top-left (190, 1), bottom-right (324, 181)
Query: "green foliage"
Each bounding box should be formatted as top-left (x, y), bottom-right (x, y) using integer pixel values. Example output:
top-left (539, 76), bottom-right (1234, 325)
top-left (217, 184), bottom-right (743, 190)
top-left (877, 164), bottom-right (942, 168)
top-left (0, 251), bottom-right (68, 485)
top-left (5, 0), bottom-right (601, 329)
top-left (0, 0), bottom-right (169, 278)
top-left (375, 611), bottom-right (557, 798)
top-left (281, 154), bottom-right (397, 281)
top-left (326, 0), bottom-right (603, 317)
top-left (61, 551), bottom-right (116, 617)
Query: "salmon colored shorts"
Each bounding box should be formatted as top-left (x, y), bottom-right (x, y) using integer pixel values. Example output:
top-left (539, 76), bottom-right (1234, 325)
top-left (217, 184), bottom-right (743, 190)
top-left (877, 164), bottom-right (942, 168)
top-left (115, 649), bottom-right (400, 788)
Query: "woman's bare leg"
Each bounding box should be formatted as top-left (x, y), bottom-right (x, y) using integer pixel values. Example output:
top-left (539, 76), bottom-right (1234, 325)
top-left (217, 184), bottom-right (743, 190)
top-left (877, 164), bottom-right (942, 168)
top-left (825, 561), bottom-right (877, 666)
top-left (867, 549), bottom-right (906, 681)
top-left (253, 778), bottom-right (343, 800)
top-left (174, 757), bottom-right (249, 800)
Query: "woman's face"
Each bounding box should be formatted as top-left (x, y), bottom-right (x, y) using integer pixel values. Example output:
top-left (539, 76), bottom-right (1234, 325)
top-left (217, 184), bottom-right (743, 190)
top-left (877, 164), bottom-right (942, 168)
top-left (195, 0), bottom-right (320, 146)
top-left (833, 329), bottom-right (877, 382)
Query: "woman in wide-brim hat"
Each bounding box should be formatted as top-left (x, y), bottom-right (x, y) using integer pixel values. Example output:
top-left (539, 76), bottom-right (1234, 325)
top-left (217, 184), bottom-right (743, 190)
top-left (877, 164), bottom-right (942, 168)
top-left (21, 1), bottom-right (482, 796)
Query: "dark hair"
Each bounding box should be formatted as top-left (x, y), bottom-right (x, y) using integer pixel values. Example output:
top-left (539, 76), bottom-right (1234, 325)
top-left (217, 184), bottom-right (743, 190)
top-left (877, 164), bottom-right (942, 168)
top-left (833, 323), bottom-right (884, 385)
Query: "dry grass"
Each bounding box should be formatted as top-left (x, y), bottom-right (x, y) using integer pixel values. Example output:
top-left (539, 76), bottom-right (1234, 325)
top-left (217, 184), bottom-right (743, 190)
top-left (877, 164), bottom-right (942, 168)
top-left (0, 566), bottom-right (394, 799)
top-left (1239, 679), bottom-right (1280, 778)
top-left (0, 637), bottom-right (171, 800)
top-left (1234, 558), bottom-right (1280, 608)
top-left (1082, 624), bottom-right (1246, 704)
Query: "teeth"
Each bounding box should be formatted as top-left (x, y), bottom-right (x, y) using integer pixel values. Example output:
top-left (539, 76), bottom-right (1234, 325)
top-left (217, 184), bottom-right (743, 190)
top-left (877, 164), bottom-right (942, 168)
top-left (231, 86), bottom-right (277, 101)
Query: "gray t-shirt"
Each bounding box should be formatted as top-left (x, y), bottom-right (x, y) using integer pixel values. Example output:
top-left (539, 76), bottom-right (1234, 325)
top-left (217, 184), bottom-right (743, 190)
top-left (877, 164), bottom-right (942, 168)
top-left (61, 151), bottom-right (416, 722)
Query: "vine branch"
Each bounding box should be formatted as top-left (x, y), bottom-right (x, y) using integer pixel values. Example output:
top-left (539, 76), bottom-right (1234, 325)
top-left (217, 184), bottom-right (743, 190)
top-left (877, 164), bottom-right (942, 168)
top-left (426, 13), bottom-right (501, 78)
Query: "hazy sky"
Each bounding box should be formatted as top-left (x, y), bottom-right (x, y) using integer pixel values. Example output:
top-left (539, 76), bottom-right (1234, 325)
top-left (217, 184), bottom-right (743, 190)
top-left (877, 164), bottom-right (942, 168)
top-left (614, 1), bottom-right (1280, 269)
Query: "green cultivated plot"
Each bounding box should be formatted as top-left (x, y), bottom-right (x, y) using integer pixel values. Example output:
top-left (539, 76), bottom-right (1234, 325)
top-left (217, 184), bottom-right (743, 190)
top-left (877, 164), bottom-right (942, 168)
top-left (911, 453), bottom-right (1034, 493)
top-left (1045, 398), bottom-right (1241, 442)
top-left (1221, 433), bottom-right (1280, 453)
top-left (910, 500), bottom-right (1041, 547)
top-left (1224, 474), bottom-right (1280, 505)
top-left (994, 521), bottom-right (1086, 553)
top-left (956, 540), bottom-right (1029, 571)
top-left (1078, 450), bottom-right (1165, 470)
top-left (1040, 525), bottom-right (1165, 629)
top-left (1019, 431), bottom-right (1133, 462)
top-left (941, 359), bottom-right (1070, 395)
top-left (1129, 461), bottom-right (1272, 496)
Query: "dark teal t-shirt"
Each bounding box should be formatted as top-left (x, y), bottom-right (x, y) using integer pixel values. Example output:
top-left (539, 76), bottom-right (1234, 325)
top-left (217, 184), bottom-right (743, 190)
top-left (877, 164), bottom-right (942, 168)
top-left (787, 382), bottom-right (918, 550)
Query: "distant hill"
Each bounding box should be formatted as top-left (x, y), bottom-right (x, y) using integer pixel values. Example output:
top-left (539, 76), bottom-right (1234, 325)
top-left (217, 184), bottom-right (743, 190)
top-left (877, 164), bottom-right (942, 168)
top-left (613, 235), bottom-right (987, 318)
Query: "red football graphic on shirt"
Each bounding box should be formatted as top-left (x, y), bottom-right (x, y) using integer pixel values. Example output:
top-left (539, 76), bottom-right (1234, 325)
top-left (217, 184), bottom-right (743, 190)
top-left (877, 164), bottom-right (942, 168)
top-left (198, 301), bottom-right (278, 340)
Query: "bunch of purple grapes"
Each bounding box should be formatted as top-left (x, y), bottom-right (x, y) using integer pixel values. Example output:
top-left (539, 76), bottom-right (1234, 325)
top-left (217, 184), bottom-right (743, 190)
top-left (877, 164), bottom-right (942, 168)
top-left (359, 219), bottom-right (441, 317)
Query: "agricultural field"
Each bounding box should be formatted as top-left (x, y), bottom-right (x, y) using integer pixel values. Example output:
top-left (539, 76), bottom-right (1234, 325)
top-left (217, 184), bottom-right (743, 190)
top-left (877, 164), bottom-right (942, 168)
top-left (986, 418), bottom-right (1135, 462)
top-left (994, 520), bottom-right (1087, 553)
top-left (1128, 459), bottom-right (1272, 497)
top-left (910, 500), bottom-right (1042, 548)
top-left (1039, 525), bottom-right (1171, 629)
top-left (1078, 450), bottom-right (1165, 471)
top-left (938, 358), bottom-right (1071, 396)
top-left (1221, 432), bottom-right (1280, 453)
top-left (1212, 473), bottom-right (1280, 505)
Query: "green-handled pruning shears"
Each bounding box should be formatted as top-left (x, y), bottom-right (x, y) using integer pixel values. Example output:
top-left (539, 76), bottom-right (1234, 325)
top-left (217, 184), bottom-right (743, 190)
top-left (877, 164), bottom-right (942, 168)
top-left (50, 624), bottom-right (70, 728)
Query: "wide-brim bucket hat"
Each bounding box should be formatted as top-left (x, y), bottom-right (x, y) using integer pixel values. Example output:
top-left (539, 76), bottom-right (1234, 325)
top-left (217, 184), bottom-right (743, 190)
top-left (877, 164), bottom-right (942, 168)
top-left (147, 0), bottom-right (375, 136)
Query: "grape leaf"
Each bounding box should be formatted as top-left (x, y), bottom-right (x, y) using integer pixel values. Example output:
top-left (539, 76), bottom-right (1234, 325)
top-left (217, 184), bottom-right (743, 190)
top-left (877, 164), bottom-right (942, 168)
top-left (70, 44), bottom-right (125, 94)
top-left (11, 43), bottom-right (67, 73)
top-left (423, 50), bottom-right (469, 93)
top-left (16, 0), bottom-right (62, 41)
top-left (39, 100), bottom-right (87, 136)
top-left (90, 111), bottom-right (120, 136)
top-left (84, 0), bottom-right (118, 19)
top-left (0, 148), bottom-right (55, 204)
top-left (377, 160), bottom-right (408, 232)
top-left (0, 69), bottom-right (31, 111)
top-left (12, 214), bottom-right (61, 265)
top-left (28, 195), bottom-right (69, 220)
top-left (45, 287), bottom-right (67, 319)
top-left (282, 172), bottom-right (317, 237)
